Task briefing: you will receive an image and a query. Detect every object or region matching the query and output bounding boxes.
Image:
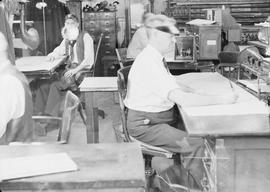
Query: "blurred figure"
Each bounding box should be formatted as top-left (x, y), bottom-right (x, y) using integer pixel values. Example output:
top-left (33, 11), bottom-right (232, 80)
top-left (127, 12), bottom-right (176, 60)
top-left (0, 32), bottom-right (34, 144)
top-left (126, 12), bottom-right (154, 59)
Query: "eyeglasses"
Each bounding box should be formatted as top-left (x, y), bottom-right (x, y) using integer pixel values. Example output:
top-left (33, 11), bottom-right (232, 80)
top-left (155, 26), bottom-right (173, 34)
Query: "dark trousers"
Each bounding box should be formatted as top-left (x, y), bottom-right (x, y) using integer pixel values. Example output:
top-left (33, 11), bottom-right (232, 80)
top-left (127, 107), bottom-right (205, 186)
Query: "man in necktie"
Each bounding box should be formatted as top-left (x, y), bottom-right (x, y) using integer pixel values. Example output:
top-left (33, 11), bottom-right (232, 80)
top-left (34, 14), bottom-right (94, 117)
top-left (124, 14), bottom-right (238, 190)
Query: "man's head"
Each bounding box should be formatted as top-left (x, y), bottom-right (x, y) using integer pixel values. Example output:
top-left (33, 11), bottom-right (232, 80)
top-left (65, 14), bottom-right (79, 28)
top-left (62, 14), bottom-right (80, 41)
top-left (144, 14), bottom-right (179, 55)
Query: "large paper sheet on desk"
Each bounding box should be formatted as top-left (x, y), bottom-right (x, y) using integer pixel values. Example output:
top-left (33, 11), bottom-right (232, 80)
top-left (175, 72), bottom-right (270, 136)
top-left (0, 152), bottom-right (78, 181)
top-left (15, 56), bottom-right (65, 73)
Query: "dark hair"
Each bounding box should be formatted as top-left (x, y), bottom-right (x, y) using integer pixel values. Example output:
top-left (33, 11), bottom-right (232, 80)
top-left (65, 14), bottom-right (79, 23)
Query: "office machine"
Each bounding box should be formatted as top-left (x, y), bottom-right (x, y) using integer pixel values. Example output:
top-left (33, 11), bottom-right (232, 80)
top-left (237, 46), bottom-right (270, 102)
top-left (187, 23), bottom-right (221, 60)
top-left (174, 36), bottom-right (195, 62)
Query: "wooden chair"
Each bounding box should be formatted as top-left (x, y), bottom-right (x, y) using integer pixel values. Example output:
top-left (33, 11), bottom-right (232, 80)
top-left (115, 48), bottom-right (134, 68)
top-left (32, 91), bottom-right (80, 144)
top-left (74, 33), bottom-right (104, 123)
top-left (117, 66), bottom-right (187, 191)
top-left (216, 51), bottom-right (240, 80)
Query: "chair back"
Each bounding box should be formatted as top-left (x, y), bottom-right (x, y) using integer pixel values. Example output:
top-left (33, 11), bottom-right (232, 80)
top-left (116, 48), bottom-right (134, 68)
top-left (117, 66), bottom-right (132, 142)
top-left (92, 33), bottom-right (103, 76)
top-left (57, 91), bottom-right (80, 143)
top-left (218, 51), bottom-right (239, 64)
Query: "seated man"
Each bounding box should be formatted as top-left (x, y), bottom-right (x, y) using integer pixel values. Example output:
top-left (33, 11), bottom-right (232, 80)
top-left (35, 14), bottom-right (94, 116)
top-left (0, 32), bottom-right (34, 144)
top-left (124, 14), bottom-right (238, 187)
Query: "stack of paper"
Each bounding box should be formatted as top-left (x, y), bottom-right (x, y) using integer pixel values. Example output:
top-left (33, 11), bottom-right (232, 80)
top-left (0, 153), bottom-right (78, 181)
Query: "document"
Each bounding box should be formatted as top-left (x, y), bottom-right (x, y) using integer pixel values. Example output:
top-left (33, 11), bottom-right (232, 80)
top-left (0, 152), bottom-right (78, 181)
top-left (15, 56), bottom-right (65, 72)
top-left (186, 19), bottom-right (216, 25)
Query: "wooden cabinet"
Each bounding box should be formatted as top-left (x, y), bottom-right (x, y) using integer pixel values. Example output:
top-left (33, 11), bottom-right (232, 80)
top-left (83, 11), bottom-right (117, 56)
top-left (83, 11), bottom-right (118, 76)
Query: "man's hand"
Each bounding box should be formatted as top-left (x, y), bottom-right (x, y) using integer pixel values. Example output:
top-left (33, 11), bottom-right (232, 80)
top-left (64, 69), bottom-right (78, 79)
top-left (46, 53), bottom-right (56, 61)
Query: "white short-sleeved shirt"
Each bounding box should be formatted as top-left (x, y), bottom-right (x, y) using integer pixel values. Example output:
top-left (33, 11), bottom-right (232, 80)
top-left (124, 45), bottom-right (179, 112)
top-left (0, 62), bottom-right (25, 137)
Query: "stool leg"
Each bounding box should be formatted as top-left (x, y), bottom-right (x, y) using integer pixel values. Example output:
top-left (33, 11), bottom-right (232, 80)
top-left (144, 154), bottom-right (156, 191)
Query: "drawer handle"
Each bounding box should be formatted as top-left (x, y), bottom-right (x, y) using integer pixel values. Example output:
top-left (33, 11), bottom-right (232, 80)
top-left (105, 35), bottom-right (110, 39)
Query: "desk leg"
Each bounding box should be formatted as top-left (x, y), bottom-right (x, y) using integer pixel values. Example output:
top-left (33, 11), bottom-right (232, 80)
top-left (84, 92), bottom-right (99, 143)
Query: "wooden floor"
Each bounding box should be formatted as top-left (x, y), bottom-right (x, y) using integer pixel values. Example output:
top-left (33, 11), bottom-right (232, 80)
top-left (36, 92), bottom-right (177, 191)
top-left (37, 92), bottom-right (174, 168)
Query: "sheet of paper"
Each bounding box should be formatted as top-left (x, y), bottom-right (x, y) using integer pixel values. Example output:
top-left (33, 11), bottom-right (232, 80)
top-left (175, 72), bottom-right (270, 135)
top-left (0, 152), bottom-right (78, 181)
top-left (186, 19), bottom-right (216, 25)
top-left (79, 77), bottom-right (118, 91)
top-left (176, 72), bottom-right (269, 115)
top-left (15, 56), bottom-right (65, 72)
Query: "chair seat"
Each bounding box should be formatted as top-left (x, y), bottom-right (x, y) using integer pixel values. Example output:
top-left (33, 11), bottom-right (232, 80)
top-left (130, 136), bottom-right (173, 158)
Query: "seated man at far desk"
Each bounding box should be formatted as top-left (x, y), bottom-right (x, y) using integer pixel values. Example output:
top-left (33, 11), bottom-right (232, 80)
top-left (0, 32), bottom-right (34, 144)
top-left (35, 14), bottom-right (94, 116)
top-left (124, 14), bottom-right (238, 188)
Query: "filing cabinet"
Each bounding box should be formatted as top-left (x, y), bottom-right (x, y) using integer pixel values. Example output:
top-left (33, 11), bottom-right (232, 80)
top-left (83, 11), bottom-right (117, 76)
top-left (83, 11), bottom-right (117, 56)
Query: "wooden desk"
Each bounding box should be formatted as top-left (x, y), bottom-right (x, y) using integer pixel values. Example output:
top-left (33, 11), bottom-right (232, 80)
top-left (175, 73), bottom-right (270, 192)
top-left (79, 77), bottom-right (118, 143)
top-left (0, 143), bottom-right (145, 192)
top-left (15, 56), bottom-right (66, 80)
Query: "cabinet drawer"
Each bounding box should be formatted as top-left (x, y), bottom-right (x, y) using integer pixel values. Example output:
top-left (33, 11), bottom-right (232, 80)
top-left (103, 34), bottom-right (116, 44)
top-left (95, 12), bottom-right (116, 20)
top-left (83, 21), bottom-right (97, 29)
top-left (99, 20), bottom-right (115, 28)
top-left (83, 13), bottom-right (96, 20)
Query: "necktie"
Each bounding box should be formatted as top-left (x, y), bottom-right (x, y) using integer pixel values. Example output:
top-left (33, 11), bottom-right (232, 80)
top-left (163, 58), bottom-right (170, 72)
top-left (69, 40), bottom-right (76, 63)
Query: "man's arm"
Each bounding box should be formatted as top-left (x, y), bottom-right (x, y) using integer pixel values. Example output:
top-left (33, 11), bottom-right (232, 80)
top-left (47, 39), bottom-right (66, 61)
top-left (168, 88), bottom-right (238, 107)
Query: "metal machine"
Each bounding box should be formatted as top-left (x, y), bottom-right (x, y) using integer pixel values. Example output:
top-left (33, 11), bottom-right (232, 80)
top-left (185, 8), bottom-right (241, 60)
top-left (237, 46), bottom-right (270, 102)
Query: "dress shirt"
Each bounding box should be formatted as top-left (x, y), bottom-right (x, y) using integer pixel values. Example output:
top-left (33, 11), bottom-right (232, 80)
top-left (124, 45), bottom-right (179, 112)
top-left (0, 61), bottom-right (25, 137)
top-left (50, 32), bottom-right (94, 68)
